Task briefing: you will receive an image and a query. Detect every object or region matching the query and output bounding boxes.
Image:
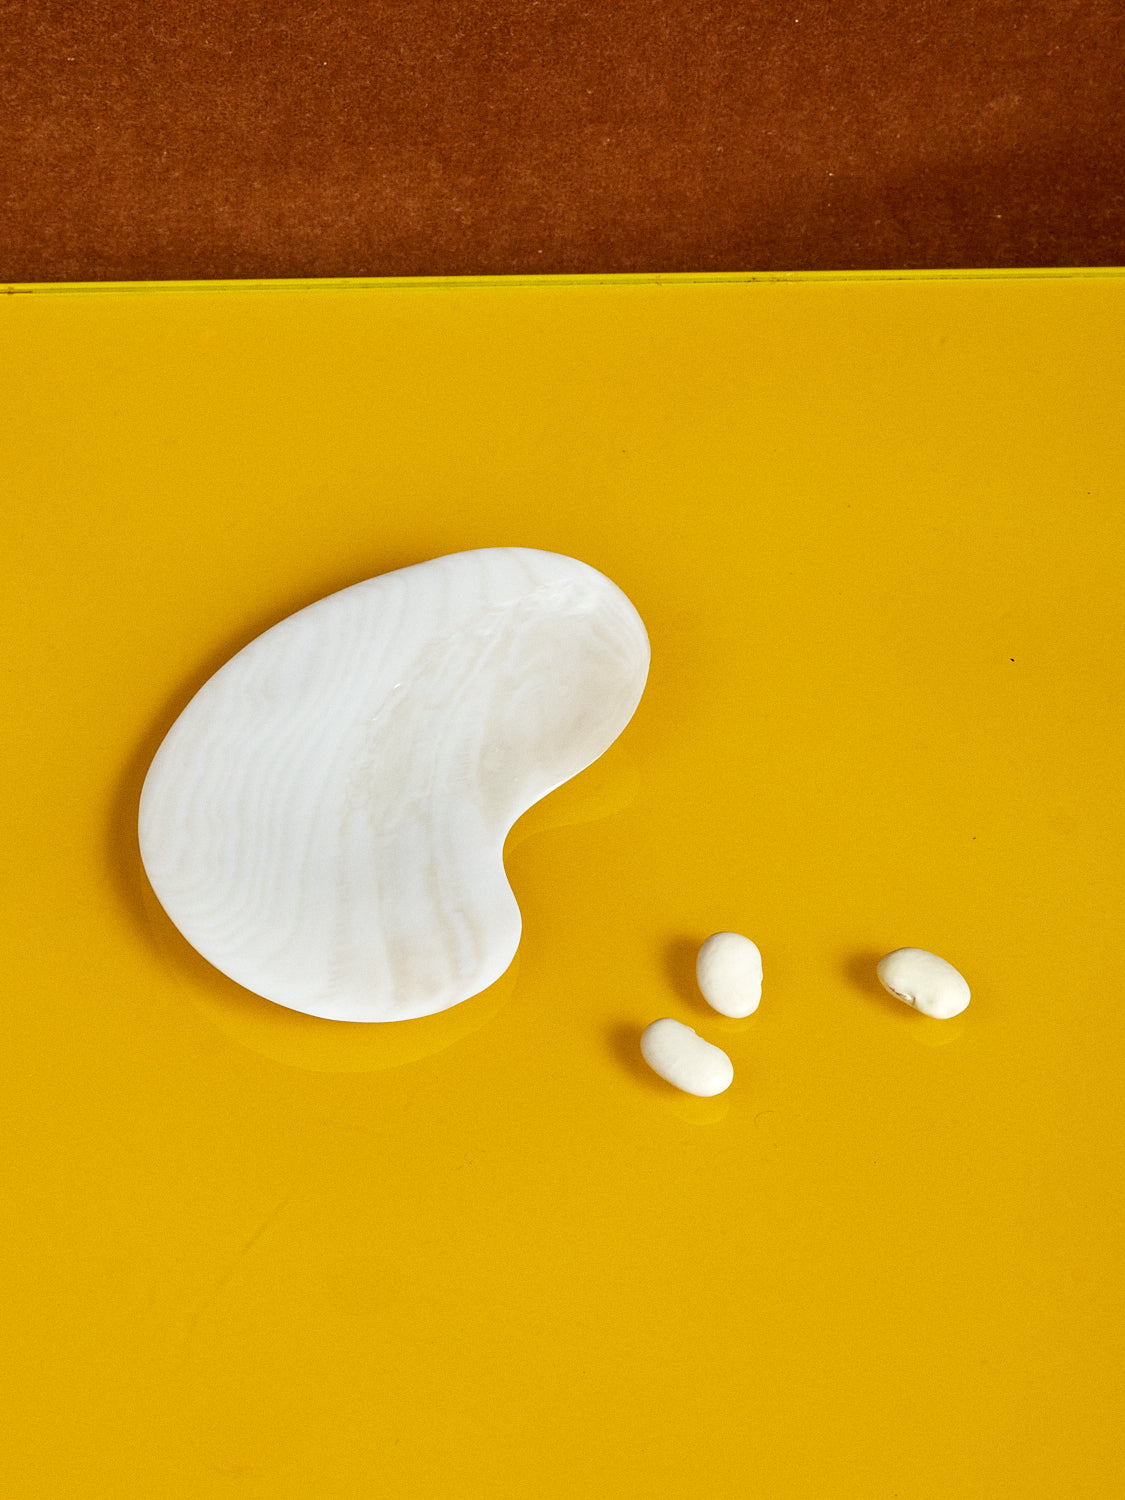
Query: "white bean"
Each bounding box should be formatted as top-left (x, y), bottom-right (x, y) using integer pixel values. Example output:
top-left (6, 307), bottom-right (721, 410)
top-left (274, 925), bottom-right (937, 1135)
top-left (696, 931), bottom-right (763, 1017)
top-left (876, 948), bottom-right (970, 1019)
top-left (640, 1018), bottom-right (734, 1096)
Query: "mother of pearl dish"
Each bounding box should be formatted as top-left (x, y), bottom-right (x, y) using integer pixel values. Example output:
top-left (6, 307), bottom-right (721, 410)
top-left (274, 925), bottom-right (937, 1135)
top-left (139, 548), bottom-right (650, 1023)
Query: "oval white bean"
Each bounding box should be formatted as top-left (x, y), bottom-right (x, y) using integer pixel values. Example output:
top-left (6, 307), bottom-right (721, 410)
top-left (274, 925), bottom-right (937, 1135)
top-left (696, 931), bottom-right (763, 1017)
top-left (640, 1018), bottom-right (734, 1096)
top-left (876, 947), bottom-right (970, 1019)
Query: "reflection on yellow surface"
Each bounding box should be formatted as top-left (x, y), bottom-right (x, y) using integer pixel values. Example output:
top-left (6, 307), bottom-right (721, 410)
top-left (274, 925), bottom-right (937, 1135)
top-left (144, 871), bottom-right (522, 1073)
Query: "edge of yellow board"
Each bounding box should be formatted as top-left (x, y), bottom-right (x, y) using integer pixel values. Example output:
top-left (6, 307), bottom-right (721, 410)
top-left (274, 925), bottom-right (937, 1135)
top-left (4, 265), bottom-right (1124, 297)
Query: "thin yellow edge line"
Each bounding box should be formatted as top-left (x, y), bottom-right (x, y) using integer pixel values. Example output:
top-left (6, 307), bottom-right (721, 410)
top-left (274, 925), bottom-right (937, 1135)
top-left (4, 267), bottom-right (1125, 295)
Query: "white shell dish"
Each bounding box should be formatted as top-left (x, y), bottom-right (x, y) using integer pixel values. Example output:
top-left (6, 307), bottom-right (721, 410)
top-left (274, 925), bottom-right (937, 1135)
top-left (139, 548), bottom-right (650, 1022)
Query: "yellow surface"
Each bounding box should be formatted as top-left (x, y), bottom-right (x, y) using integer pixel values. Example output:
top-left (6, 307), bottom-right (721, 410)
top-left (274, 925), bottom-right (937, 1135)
top-left (2, 272), bottom-right (1123, 1498)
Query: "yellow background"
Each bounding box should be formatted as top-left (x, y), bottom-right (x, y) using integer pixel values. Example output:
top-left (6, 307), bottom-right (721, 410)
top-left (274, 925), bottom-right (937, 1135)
top-left (2, 272), bottom-right (1122, 1497)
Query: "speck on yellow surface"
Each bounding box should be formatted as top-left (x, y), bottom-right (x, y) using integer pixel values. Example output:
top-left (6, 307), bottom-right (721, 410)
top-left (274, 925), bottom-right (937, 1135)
top-left (1, 272), bottom-right (1122, 1498)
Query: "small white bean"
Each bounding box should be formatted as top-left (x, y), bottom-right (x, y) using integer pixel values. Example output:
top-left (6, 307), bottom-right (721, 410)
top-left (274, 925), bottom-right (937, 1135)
top-left (876, 947), bottom-right (970, 1019)
top-left (696, 931), bottom-right (763, 1017)
top-left (640, 1018), bottom-right (734, 1096)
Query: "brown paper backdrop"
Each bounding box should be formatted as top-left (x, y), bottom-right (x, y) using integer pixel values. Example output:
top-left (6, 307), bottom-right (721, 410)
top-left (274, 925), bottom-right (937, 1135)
top-left (2, 0), bottom-right (1123, 282)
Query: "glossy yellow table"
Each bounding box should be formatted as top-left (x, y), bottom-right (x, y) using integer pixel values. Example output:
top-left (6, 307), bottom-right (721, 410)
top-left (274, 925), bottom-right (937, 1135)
top-left (2, 271), bottom-right (1122, 1498)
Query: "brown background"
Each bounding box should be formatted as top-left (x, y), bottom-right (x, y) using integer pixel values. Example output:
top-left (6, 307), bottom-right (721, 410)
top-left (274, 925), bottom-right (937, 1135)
top-left (2, 0), bottom-right (1123, 282)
